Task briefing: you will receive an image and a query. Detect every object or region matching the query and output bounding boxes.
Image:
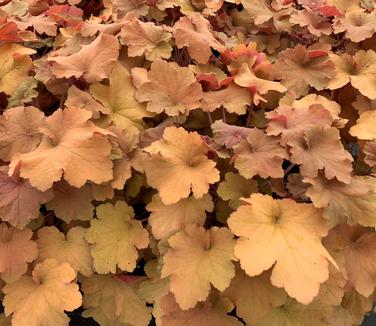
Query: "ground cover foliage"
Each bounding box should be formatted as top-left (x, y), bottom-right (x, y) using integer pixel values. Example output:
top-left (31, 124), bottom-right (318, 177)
top-left (1, 0), bottom-right (376, 325)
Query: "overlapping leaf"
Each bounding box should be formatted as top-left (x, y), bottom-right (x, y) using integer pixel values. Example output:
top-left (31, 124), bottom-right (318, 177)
top-left (143, 126), bottom-right (220, 205)
top-left (85, 201), bottom-right (149, 274)
top-left (3, 259), bottom-right (82, 326)
top-left (0, 224), bottom-right (37, 283)
top-left (228, 194), bottom-right (336, 304)
top-left (161, 225), bottom-right (235, 309)
top-left (0, 0), bottom-right (376, 324)
top-left (48, 33), bottom-right (119, 83)
top-left (9, 108), bottom-right (113, 191)
top-left (135, 60), bottom-right (203, 116)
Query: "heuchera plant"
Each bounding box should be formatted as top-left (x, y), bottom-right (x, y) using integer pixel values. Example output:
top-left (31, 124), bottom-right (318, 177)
top-left (1, 0), bottom-right (376, 325)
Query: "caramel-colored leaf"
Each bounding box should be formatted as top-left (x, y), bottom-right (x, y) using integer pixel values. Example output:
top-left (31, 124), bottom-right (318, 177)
top-left (9, 108), bottom-right (113, 191)
top-left (48, 33), bottom-right (119, 83)
top-left (288, 126), bottom-right (353, 183)
top-left (3, 259), bottom-right (82, 326)
top-left (46, 182), bottom-right (94, 223)
top-left (233, 128), bottom-right (288, 179)
top-left (135, 60), bottom-right (203, 116)
top-left (173, 13), bottom-right (225, 64)
top-left (147, 193), bottom-right (213, 240)
top-left (0, 224), bottom-right (37, 283)
top-left (266, 104), bottom-right (333, 145)
top-left (0, 106), bottom-right (44, 161)
top-left (161, 225), bottom-right (235, 309)
top-left (223, 268), bottom-right (287, 325)
top-left (305, 175), bottom-right (376, 227)
top-left (329, 50), bottom-right (376, 99)
top-left (350, 110), bottom-right (376, 140)
top-left (37, 226), bottom-right (93, 277)
top-left (82, 274), bottom-right (151, 326)
top-left (228, 193), bottom-right (335, 304)
top-left (273, 44), bottom-right (335, 97)
top-left (159, 292), bottom-right (242, 326)
top-left (143, 127), bottom-right (219, 205)
top-left (122, 18), bottom-right (172, 61)
top-left (201, 83), bottom-right (252, 114)
top-left (327, 224), bottom-right (376, 298)
top-left (234, 63), bottom-right (286, 105)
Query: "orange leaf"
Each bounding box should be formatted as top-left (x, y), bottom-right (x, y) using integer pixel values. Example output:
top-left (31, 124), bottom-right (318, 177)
top-left (161, 225), bottom-right (236, 309)
top-left (173, 13), bottom-right (225, 64)
top-left (143, 127), bottom-right (219, 205)
top-left (228, 193), bottom-right (336, 304)
top-left (48, 33), bottom-right (119, 83)
top-left (9, 108), bottom-right (113, 191)
top-left (3, 259), bottom-right (82, 326)
top-left (0, 224), bottom-right (37, 283)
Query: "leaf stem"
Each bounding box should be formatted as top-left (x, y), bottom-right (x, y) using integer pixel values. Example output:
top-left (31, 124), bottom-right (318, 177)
top-left (246, 104), bottom-right (254, 127)
top-left (284, 163), bottom-right (296, 175)
top-left (207, 111), bottom-right (213, 125)
top-left (292, 189), bottom-right (307, 200)
top-left (222, 106), bottom-right (227, 123)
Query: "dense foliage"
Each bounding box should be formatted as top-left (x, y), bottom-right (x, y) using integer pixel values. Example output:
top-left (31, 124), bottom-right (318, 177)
top-left (1, 0), bottom-right (376, 325)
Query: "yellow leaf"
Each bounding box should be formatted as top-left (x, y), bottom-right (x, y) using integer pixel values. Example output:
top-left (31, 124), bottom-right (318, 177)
top-left (350, 110), bottom-right (376, 140)
top-left (253, 298), bottom-right (333, 326)
top-left (0, 44), bottom-right (34, 96)
top-left (85, 201), bottom-right (149, 274)
top-left (217, 172), bottom-right (258, 209)
top-left (161, 225), bottom-right (236, 309)
top-left (90, 62), bottom-right (153, 129)
top-left (6, 77), bottom-right (38, 108)
top-left (36, 226), bottom-right (93, 277)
